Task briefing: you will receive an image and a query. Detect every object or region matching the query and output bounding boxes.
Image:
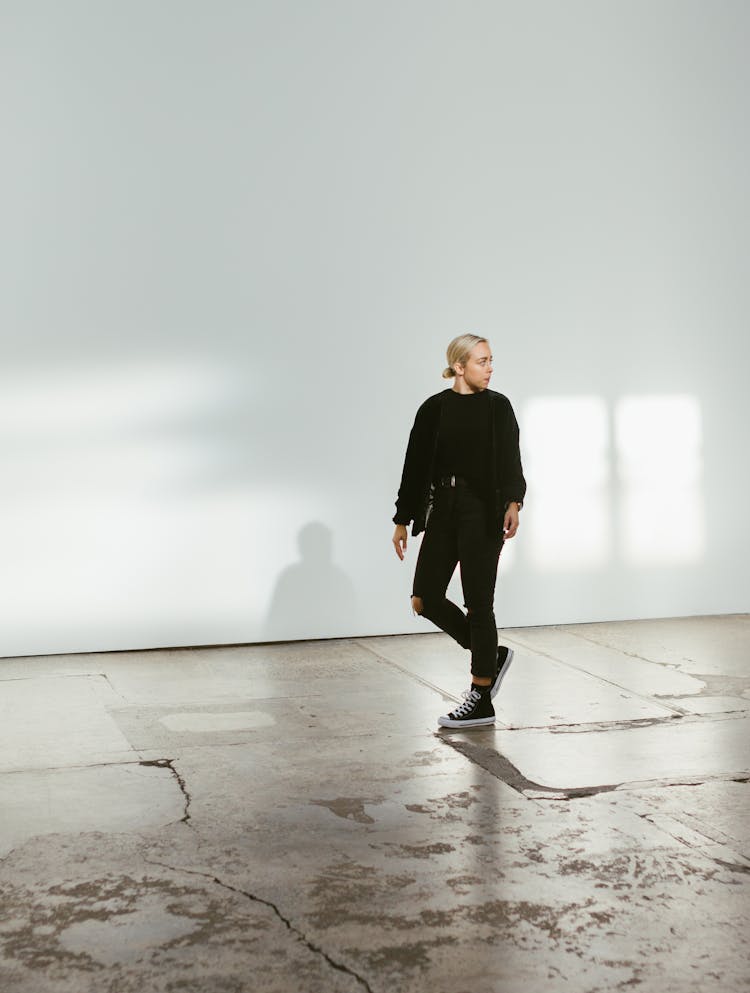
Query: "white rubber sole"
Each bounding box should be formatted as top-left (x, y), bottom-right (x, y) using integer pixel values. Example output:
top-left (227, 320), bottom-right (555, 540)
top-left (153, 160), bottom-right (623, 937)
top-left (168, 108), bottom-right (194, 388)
top-left (437, 715), bottom-right (496, 729)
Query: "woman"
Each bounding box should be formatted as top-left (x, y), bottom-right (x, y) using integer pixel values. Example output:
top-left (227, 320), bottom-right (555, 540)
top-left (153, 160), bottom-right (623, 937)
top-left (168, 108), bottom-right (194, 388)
top-left (391, 334), bottom-right (526, 728)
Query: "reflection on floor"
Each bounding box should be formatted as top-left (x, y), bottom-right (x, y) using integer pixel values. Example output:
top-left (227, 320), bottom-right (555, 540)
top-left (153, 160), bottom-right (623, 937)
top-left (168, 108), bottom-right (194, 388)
top-left (1, 614), bottom-right (749, 992)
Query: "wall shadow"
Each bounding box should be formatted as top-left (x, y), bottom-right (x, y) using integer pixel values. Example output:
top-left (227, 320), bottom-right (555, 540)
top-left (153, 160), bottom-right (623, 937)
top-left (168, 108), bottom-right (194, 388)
top-left (261, 521), bottom-right (358, 642)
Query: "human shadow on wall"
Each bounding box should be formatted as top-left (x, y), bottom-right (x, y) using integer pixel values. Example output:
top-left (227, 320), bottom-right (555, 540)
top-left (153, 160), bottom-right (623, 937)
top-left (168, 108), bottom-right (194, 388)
top-left (262, 521), bottom-right (358, 642)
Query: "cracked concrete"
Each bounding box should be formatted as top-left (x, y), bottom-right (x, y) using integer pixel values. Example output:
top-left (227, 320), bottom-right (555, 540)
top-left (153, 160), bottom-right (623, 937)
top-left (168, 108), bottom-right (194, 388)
top-left (0, 614), bottom-right (749, 992)
top-left (138, 759), bottom-right (192, 825)
top-left (145, 859), bottom-right (374, 992)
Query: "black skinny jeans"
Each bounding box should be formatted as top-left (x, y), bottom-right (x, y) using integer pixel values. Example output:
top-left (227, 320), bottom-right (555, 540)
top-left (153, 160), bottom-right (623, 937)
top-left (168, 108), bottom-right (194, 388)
top-left (411, 478), bottom-right (504, 679)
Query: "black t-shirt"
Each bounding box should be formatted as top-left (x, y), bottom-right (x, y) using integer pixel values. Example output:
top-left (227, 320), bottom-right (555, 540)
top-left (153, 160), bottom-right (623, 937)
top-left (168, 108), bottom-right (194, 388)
top-left (434, 388), bottom-right (492, 493)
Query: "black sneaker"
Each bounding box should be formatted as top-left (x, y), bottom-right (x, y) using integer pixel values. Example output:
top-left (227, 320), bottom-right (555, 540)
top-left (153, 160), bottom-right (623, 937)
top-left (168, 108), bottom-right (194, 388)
top-left (438, 688), bottom-right (495, 729)
top-left (490, 645), bottom-right (515, 699)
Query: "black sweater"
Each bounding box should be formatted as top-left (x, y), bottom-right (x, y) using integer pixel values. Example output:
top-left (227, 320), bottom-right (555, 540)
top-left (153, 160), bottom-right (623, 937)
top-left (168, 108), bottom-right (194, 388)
top-left (434, 387), bottom-right (492, 493)
top-left (393, 387), bottom-right (526, 537)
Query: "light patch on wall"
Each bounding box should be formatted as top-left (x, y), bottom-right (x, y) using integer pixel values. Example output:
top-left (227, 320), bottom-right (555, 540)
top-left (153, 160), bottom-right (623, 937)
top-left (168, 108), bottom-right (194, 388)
top-left (523, 396), bottom-right (611, 571)
top-left (615, 395), bottom-right (704, 565)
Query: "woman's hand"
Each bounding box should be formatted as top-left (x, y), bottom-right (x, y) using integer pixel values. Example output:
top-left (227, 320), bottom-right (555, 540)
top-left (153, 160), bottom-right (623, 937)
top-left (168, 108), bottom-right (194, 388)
top-left (503, 503), bottom-right (520, 539)
top-left (392, 524), bottom-right (408, 560)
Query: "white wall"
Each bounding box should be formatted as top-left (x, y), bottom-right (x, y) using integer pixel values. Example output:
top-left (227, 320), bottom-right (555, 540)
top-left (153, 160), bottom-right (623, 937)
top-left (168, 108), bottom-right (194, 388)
top-left (2, 0), bottom-right (748, 657)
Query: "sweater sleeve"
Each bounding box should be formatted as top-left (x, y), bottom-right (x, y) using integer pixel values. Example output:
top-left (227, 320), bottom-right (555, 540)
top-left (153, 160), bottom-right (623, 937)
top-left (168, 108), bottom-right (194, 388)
top-left (503, 400), bottom-right (527, 507)
top-left (392, 402), bottom-right (430, 526)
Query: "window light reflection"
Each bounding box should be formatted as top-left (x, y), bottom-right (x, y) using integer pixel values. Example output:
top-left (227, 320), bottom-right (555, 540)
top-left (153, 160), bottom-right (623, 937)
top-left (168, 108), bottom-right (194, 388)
top-left (523, 396), bottom-right (611, 571)
top-left (616, 395), bottom-right (704, 565)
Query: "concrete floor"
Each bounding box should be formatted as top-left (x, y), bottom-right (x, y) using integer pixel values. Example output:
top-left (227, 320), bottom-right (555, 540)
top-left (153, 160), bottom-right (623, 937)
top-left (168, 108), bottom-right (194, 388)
top-left (1, 615), bottom-right (749, 993)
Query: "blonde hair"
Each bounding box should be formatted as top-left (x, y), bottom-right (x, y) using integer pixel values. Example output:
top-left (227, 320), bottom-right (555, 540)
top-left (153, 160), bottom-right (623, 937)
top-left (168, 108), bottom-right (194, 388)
top-left (442, 334), bottom-right (489, 379)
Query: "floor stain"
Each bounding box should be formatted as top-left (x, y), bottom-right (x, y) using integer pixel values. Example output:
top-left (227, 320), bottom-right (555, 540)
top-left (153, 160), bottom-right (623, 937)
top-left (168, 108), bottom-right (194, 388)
top-left (0, 874), bottom-right (268, 974)
top-left (309, 798), bottom-right (381, 824)
top-left (556, 851), bottom-right (723, 888)
top-left (403, 790), bottom-right (480, 822)
top-left (381, 841), bottom-right (456, 860)
top-left (359, 936), bottom-right (457, 973)
top-left (307, 860), bottom-right (417, 930)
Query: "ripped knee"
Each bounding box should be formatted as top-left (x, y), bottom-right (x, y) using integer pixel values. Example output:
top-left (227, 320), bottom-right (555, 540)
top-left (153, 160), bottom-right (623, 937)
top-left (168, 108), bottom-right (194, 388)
top-left (411, 595), bottom-right (424, 615)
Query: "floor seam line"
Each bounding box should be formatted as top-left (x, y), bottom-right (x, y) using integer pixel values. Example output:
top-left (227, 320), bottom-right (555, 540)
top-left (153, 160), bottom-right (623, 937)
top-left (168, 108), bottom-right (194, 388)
top-left (498, 633), bottom-right (688, 717)
top-left (551, 627), bottom-right (688, 670)
top-left (434, 735), bottom-right (750, 801)
top-left (353, 640), bottom-right (461, 703)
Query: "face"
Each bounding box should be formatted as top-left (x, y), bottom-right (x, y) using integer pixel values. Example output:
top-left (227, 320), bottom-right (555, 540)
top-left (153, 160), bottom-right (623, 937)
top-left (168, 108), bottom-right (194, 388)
top-left (456, 341), bottom-right (493, 391)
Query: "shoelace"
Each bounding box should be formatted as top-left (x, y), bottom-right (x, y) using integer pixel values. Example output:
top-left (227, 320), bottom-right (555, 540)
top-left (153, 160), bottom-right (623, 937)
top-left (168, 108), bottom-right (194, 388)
top-left (451, 688), bottom-right (482, 717)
